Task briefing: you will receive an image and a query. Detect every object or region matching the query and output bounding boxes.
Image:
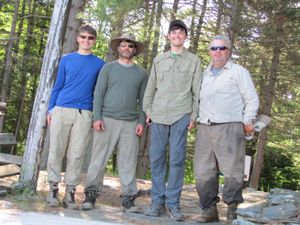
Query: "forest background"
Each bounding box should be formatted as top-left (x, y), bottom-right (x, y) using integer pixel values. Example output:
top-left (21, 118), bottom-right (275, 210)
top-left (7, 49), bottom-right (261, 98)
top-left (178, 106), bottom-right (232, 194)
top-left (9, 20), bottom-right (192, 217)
top-left (0, 0), bottom-right (299, 192)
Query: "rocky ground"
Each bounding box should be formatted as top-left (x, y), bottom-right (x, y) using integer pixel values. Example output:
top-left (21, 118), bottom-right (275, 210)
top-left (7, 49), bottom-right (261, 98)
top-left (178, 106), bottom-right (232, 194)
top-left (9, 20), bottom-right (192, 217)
top-left (0, 171), bottom-right (298, 225)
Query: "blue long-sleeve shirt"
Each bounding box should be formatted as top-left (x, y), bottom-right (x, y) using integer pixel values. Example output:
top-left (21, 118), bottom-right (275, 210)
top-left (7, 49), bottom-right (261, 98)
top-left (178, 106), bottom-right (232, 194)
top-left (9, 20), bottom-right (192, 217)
top-left (48, 52), bottom-right (105, 111)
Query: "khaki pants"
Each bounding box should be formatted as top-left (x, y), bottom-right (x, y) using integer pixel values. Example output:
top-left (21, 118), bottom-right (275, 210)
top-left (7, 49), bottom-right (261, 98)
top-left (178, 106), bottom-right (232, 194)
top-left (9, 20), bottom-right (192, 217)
top-left (47, 107), bottom-right (92, 187)
top-left (194, 122), bottom-right (245, 209)
top-left (85, 117), bottom-right (139, 196)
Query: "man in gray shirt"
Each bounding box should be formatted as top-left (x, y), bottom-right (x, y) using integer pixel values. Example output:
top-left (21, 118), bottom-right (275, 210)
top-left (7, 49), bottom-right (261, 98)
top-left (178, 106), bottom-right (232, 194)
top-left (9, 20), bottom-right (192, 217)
top-left (81, 33), bottom-right (148, 212)
top-left (195, 35), bottom-right (259, 224)
top-left (143, 20), bottom-right (202, 221)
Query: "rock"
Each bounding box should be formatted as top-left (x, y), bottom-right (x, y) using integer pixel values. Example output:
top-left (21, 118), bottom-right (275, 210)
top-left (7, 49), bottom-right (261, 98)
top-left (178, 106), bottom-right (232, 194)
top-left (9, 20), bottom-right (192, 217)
top-left (0, 200), bottom-right (14, 209)
top-left (236, 188), bottom-right (300, 224)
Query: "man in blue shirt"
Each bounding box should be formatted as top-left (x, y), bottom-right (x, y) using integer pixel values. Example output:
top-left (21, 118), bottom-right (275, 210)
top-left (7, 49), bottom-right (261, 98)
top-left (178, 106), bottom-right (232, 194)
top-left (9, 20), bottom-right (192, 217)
top-left (46, 25), bottom-right (105, 209)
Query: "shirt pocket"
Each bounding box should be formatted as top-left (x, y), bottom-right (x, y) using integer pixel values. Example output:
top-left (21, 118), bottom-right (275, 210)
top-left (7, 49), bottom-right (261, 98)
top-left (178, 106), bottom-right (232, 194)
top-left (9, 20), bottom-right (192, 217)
top-left (156, 63), bottom-right (172, 81)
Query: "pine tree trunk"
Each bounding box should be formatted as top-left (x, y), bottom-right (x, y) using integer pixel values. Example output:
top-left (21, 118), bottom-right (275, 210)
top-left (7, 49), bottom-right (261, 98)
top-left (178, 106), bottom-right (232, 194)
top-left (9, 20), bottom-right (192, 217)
top-left (215, 0), bottom-right (224, 34)
top-left (142, 1), bottom-right (156, 71)
top-left (250, 17), bottom-right (283, 188)
top-left (19, 0), bottom-right (72, 191)
top-left (190, 0), bottom-right (207, 53)
top-left (150, 0), bottom-right (163, 65)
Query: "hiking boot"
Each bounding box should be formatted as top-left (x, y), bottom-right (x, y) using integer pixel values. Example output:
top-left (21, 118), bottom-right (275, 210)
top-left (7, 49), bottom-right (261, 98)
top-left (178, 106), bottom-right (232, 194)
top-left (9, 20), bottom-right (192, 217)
top-left (226, 203), bottom-right (237, 224)
top-left (63, 189), bottom-right (78, 209)
top-left (144, 204), bottom-right (165, 217)
top-left (122, 195), bottom-right (140, 213)
top-left (47, 188), bottom-right (59, 207)
top-left (197, 204), bottom-right (219, 223)
top-left (81, 191), bottom-right (98, 210)
top-left (166, 207), bottom-right (185, 221)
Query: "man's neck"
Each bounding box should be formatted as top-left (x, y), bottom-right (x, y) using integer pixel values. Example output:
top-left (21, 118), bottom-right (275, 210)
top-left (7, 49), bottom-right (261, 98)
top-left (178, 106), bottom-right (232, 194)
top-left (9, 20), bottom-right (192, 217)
top-left (118, 58), bottom-right (134, 65)
top-left (170, 46), bottom-right (184, 54)
top-left (77, 49), bottom-right (92, 55)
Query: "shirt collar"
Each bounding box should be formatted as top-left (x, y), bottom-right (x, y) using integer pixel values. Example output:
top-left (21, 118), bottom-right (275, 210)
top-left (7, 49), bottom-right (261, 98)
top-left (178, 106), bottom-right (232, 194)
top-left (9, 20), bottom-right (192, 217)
top-left (164, 48), bottom-right (188, 59)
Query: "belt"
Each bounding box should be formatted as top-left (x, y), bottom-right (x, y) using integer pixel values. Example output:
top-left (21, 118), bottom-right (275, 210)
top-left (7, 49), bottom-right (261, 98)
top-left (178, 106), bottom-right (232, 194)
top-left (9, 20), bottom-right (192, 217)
top-left (197, 121), bottom-right (229, 126)
top-left (207, 122), bottom-right (227, 126)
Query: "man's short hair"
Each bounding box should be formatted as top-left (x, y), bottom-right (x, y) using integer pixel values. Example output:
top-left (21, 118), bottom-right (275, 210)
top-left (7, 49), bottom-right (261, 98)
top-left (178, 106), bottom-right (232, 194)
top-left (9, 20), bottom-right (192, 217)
top-left (210, 34), bottom-right (231, 49)
top-left (78, 24), bottom-right (97, 38)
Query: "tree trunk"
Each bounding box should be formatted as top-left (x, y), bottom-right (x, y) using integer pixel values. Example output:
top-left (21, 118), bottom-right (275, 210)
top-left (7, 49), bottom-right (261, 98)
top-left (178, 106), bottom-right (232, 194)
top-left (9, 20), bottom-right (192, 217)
top-left (250, 16), bottom-right (283, 188)
top-left (142, 0), bottom-right (156, 71)
top-left (19, 0), bottom-right (72, 191)
top-left (0, 0), bottom-right (20, 132)
top-left (215, 0), bottom-right (224, 34)
top-left (62, 0), bottom-right (87, 55)
top-left (150, 0), bottom-right (163, 65)
top-left (190, 0), bottom-right (207, 53)
top-left (227, 0), bottom-right (242, 54)
top-left (136, 126), bottom-right (151, 178)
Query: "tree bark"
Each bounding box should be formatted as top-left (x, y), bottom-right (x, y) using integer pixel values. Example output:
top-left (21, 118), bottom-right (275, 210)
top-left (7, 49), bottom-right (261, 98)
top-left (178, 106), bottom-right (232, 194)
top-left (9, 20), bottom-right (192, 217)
top-left (19, 0), bottom-right (72, 191)
top-left (62, 0), bottom-right (87, 55)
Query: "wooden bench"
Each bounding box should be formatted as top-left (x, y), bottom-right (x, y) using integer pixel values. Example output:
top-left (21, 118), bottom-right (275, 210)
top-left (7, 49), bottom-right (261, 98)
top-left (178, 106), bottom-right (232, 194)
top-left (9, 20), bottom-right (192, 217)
top-left (0, 133), bottom-right (20, 195)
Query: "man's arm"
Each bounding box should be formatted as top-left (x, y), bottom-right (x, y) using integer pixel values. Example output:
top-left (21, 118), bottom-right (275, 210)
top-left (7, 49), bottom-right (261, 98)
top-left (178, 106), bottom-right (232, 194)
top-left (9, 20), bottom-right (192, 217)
top-left (238, 67), bottom-right (259, 134)
top-left (143, 61), bottom-right (157, 119)
top-left (48, 57), bottom-right (66, 112)
top-left (93, 65), bottom-right (109, 121)
top-left (190, 56), bottom-right (202, 126)
top-left (138, 71), bottom-right (148, 126)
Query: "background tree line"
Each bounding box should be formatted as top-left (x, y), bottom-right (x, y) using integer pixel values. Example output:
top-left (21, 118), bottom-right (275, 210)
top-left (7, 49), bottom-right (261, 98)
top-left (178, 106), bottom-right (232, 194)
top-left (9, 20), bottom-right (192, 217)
top-left (0, 0), bottom-right (299, 191)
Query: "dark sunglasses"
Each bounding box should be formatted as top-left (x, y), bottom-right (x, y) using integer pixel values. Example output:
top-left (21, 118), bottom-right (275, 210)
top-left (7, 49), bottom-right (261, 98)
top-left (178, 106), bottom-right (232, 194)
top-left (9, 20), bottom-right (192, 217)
top-left (80, 35), bottom-right (96, 40)
top-left (210, 46), bottom-right (228, 51)
top-left (119, 44), bottom-right (135, 49)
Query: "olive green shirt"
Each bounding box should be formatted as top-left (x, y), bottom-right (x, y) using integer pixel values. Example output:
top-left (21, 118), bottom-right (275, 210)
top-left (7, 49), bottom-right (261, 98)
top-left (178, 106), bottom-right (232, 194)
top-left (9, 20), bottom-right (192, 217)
top-left (143, 49), bottom-right (202, 125)
top-left (93, 61), bottom-right (148, 125)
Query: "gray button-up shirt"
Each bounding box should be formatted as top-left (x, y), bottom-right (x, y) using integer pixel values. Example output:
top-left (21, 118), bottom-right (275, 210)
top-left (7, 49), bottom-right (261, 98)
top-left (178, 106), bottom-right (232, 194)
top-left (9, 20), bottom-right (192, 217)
top-left (143, 49), bottom-right (202, 125)
top-left (198, 60), bottom-right (259, 124)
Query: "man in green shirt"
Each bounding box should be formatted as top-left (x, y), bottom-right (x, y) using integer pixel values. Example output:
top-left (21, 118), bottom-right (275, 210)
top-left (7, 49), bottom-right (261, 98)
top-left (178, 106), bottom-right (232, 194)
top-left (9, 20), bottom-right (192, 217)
top-left (143, 20), bottom-right (202, 221)
top-left (81, 33), bottom-right (148, 212)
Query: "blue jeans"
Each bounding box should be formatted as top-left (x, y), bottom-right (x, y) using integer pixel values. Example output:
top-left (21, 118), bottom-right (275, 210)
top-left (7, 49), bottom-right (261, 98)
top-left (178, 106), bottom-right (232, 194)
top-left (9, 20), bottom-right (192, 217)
top-left (149, 114), bottom-right (189, 209)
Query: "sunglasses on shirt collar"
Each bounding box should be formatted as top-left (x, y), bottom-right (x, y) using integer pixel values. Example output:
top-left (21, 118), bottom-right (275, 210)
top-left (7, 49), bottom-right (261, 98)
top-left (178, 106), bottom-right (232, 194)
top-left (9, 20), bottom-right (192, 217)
top-left (210, 46), bottom-right (228, 51)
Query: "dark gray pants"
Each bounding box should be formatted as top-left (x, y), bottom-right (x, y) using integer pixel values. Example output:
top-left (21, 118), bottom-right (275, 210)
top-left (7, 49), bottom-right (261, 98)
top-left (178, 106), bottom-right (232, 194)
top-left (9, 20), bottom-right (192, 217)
top-left (194, 123), bottom-right (245, 209)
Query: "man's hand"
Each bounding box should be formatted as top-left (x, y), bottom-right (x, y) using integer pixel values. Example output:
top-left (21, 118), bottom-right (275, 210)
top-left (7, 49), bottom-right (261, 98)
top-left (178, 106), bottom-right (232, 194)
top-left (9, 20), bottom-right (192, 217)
top-left (136, 124), bottom-right (144, 136)
top-left (187, 119), bottom-right (196, 131)
top-left (93, 120), bottom-right (105, 132)
top-left (146, 116), bottom-right (152, 127)
top-left (47, 113), bottom-right (52, 125)
top-left (243, 123), bottom-right (254, 136)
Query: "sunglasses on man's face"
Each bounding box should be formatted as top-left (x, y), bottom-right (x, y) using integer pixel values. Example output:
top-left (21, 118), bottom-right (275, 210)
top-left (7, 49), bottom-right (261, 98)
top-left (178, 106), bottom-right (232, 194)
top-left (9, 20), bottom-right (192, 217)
top-left (210, 46), bottom-right (228, 51)
top-left (79, 35), bottom-right (96, 40)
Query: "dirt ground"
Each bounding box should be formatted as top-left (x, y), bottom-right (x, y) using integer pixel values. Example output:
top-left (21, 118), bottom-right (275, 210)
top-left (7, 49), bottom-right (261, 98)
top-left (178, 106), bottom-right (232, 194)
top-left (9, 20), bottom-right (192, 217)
top-left (0, 171), bottom-right (267, 225)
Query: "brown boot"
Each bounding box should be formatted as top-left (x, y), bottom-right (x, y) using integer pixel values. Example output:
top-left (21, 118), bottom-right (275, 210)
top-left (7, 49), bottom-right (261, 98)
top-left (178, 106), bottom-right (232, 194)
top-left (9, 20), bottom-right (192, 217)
top-left (226, 203), bottom-right (237, 224)
top-left (197, 204), bottom-right (219, 223)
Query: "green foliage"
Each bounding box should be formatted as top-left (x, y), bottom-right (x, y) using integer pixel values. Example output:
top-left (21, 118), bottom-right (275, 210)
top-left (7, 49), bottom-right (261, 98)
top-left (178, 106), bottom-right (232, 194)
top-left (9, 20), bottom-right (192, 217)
top-left (260, 146), bottom-right (300, 191)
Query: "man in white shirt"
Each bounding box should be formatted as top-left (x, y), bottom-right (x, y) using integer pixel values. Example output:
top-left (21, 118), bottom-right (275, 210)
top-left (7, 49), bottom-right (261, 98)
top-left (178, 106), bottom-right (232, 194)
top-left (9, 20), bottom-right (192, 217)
top-left (195, 35), bottom-right (259, 224)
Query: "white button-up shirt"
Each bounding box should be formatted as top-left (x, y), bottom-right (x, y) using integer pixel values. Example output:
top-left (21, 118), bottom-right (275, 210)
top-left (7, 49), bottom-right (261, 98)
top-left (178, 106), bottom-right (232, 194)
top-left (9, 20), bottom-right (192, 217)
top-left (198, 60), bottom-right (259, 124)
